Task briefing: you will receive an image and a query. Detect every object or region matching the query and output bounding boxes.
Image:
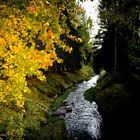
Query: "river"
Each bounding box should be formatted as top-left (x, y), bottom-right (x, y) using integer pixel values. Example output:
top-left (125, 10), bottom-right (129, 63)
top-left (56, 75), bottom-right (102, 140)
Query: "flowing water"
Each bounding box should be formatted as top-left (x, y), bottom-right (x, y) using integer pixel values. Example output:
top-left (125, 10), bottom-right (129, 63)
top-left (57, 75), bottom-right (102, 140)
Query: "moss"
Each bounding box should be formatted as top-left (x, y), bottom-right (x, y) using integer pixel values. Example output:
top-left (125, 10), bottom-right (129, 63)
top-left (84, 87), bottom-right (95, 102)
top-left (78, 65), bottom-right (94, 80)
top-left (49, 87), bottom-right (75, 112)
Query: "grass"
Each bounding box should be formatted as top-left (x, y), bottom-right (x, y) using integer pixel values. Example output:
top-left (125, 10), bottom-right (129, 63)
top-left (49, 87), bottom-right (75, 112)
top-left (23, 65), bottom-right (94, 139)
top-left (0, 65), bottom-right (94, 139)
top-left (27, 65), bottom-right (94, 112)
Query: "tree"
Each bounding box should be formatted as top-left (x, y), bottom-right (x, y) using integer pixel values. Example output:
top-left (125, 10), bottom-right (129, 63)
top-left (95, 0), bottom-right (140, 76)
top-left (50, 1), bottom-right (93, 72)
top-left (0, 0), bottom-right (83, 138)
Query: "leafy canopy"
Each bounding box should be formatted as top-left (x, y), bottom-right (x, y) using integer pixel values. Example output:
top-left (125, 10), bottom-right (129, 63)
top-left (0, 0), bottom-right (81, 138)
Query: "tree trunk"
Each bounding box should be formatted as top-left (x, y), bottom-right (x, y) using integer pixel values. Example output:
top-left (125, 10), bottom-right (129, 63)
top-left (114, 27), bottom-right (117, 71)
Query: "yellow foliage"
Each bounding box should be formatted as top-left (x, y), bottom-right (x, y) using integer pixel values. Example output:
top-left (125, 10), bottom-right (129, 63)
top-left (0, 0), bottom-right (71, 139)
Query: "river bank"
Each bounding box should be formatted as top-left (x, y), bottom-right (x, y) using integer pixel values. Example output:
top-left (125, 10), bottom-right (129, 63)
top-left (24, 65), bottom-right (94, 139)
top-left (56, 75), bottom-right (102, 140)
top-left (84, 72), bottom-right (140, 140)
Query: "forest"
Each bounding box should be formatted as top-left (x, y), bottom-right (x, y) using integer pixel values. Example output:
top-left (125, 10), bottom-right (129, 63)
top-left (0, 0), bottom-right (139, 140)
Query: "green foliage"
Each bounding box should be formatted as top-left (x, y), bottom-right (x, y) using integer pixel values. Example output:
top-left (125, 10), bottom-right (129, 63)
top-left (24, 100), bottom-right (47, 139)
top-left (77, 15), bottom-right (94, 65)
top-left (79, 65), bottom-right (94, 79)
top-left (49, 88), bottom-right (74, 112)
top-left (99, 0), bottom-right (139, 28)
top-left (50, 1), bottom-right (94, 71)
top-left (96, 0), bottom-right (140, 75)
top-left (63, 72), bottom-right (81, 84)
top-left (0, 105), bottom-right (25, 139)
top-left (129, 44), bottom-right (140, 81)
top-left (38, 116), bottom-right (69, 140)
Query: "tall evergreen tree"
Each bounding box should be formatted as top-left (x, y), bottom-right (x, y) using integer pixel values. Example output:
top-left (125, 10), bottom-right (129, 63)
top-left (94, 0), bottom-right (140, 78)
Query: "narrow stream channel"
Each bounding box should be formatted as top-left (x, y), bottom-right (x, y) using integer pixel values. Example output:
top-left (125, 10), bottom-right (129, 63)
top-left (57, 75), bottom-right (102, 140)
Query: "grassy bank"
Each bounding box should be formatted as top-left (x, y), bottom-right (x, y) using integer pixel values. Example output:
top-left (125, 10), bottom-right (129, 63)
top-left (84, 72), bottom-right (140, 140)
top-left (24, 65), bottom-right (94, 139)
top-left (84, 73), bottom-right (130, 116)
top-left (0, 65), bottom-right (94, 139)
top-left (27, 65), bottom-right (94, 112)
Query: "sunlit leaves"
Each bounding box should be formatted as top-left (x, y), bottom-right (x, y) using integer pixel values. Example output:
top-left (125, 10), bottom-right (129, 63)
top-left (0, 0), bottom-right (71, 138)
top-left (27, 5), bottom-right (37, 14)
top-left (0, 0), bottom-right (88, 138)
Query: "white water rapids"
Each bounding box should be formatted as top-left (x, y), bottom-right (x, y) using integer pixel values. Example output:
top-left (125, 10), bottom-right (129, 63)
top-left (57, 75), bottom-right (102, 140)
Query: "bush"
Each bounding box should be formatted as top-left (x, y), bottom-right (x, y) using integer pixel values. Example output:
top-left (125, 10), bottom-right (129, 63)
top-left (78, 65), bottom-right (94, 79)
